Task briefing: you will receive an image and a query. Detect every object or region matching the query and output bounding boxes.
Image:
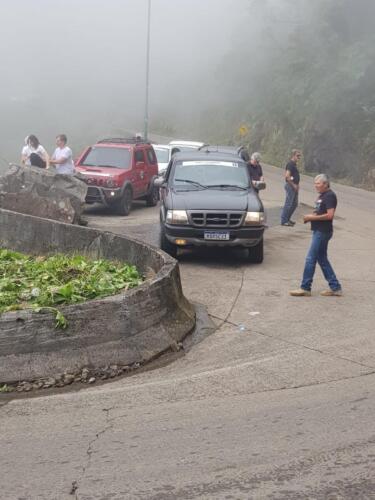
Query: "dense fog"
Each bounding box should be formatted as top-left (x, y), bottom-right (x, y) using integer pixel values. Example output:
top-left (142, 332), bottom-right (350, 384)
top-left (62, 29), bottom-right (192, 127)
top-left (0, 0), bottom-right (247, 169)
top-left (1, 0), bottom-right (374, 186)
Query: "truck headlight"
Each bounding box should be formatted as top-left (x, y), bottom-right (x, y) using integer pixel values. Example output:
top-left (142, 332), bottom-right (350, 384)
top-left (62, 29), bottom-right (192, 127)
top-left (166, 210), bottom-right (188, 225)
top-left (244, 211), bottom-right (265, 225)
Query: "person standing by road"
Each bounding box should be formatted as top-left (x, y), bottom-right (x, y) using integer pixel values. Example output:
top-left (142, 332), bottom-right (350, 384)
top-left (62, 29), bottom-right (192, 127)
top-left (281, 149), bottom-right (301, 226)
top-left (290, 174), bottom-right (342, 297)
top-left (248, 152), bottom-right (265, 191)
top-left (21, 135), bottom-right (49, 169)
top-left (49, 134), bottom-right (75, 174)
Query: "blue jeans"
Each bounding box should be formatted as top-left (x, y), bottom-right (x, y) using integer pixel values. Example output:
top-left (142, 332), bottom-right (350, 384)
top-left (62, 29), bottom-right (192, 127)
top-left (301, 230), bottom-right (341, 291)
top-left (281, 183), bottom-right (298, 224)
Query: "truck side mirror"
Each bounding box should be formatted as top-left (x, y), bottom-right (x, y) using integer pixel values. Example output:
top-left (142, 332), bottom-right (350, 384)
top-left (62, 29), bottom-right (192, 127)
top-left (154, 177), bottom-right (165, 187)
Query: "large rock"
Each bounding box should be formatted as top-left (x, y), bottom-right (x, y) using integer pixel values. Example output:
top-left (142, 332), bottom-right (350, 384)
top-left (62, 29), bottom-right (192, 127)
top-left (0, 164), bottom-right (87, 224)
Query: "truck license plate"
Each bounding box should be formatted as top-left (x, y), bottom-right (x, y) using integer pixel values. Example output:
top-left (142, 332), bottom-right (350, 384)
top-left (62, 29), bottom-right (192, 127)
top-left (204, 231), bottom-right (230, 241)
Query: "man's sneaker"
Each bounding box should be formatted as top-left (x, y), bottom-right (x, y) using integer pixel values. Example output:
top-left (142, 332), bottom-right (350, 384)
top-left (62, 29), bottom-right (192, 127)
top-left (281, 221), bottom-right (294, 227)
top-left (320, 289), bottom-right (342, 296)
top-left (289, 288), bottom-right (311, 297)
top-left (289, 220), bottom-right (296, 225)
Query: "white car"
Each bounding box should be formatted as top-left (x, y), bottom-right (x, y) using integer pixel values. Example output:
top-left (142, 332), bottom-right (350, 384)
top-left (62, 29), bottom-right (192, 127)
top-left (169, 140), bottom-right (206, 152)
top-left (154, 141), bottom-right (206, 176)
top-left (153, 144), bottom-right (173, 175)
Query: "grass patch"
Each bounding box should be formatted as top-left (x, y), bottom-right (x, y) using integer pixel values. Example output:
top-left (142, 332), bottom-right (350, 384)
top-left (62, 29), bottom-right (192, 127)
top-left (0, 249), bottom-right (142, 328)
top-left (0, 384), bottom-right (12, 393)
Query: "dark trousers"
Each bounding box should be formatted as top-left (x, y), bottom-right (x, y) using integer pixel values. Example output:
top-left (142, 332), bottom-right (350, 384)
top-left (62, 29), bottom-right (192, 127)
top-left (281, 183), bottom-right (298, 223)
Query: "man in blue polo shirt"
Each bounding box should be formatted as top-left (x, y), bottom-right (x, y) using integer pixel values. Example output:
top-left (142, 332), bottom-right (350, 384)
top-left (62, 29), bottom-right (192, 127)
top-left (290, 173), bottom-right (342, 296)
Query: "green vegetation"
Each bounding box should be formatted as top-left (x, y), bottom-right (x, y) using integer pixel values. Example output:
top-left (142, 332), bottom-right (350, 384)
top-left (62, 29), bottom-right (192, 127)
top-left (193, 0), bottom-right (375, 188)
top-left (0, 384), bottom-right (11, 393)
top-left (0, 249), bottom-right (142, 328)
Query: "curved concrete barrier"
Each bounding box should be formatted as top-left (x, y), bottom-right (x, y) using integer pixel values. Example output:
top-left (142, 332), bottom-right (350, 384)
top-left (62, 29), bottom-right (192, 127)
top-left (0, 208), bottom-right (195, 383)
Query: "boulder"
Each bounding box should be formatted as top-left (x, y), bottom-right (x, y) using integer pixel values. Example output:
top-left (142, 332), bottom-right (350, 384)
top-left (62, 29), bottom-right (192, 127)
top-left (0, 164), bottom-right (87, 224)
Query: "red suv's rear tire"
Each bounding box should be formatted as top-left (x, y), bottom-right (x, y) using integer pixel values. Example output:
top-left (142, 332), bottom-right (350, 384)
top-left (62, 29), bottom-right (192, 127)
top-left (146, 186), bottom-right (159, 207)
top-left (116, 187), bottom-right (132, 216)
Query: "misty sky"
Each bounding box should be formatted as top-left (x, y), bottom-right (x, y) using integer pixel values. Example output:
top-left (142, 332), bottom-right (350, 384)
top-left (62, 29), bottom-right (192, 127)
top-left (0, 0), bottom-right (250, 164)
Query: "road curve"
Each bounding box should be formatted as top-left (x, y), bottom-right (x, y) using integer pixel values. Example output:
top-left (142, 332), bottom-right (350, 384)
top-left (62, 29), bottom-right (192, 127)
top-left (1, 165), bottom-right (375, 499)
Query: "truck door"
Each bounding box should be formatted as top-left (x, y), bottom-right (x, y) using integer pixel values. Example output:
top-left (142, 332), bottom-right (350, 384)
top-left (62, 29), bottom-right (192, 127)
top-left (134, 149), bottom-right (147, 195)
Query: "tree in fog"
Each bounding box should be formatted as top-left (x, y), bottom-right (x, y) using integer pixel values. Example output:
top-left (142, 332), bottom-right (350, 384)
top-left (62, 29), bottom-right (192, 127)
top-left (200, 0), bottom-right (375, 186)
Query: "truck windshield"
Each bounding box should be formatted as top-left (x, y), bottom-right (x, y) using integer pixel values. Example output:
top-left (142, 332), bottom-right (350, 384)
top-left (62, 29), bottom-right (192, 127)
top-left (81, 147), bottom-right (131, 169)
top-left (173, 160), bottom-right (249, 189)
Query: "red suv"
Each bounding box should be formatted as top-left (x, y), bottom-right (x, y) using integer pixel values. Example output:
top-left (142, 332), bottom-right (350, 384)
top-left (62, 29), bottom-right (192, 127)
top-left (75, 138), bottom-right (159, 215)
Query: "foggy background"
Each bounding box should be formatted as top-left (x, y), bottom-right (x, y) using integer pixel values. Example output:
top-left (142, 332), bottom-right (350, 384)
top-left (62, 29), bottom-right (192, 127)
top-left (0, 0), bottom-right (248, 169)
top-left (1, 0), bottom-right (374, 186)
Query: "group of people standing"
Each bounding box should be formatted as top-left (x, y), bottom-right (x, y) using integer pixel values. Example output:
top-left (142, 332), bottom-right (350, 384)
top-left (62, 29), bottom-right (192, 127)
top-left (279, 149), bottom-right (342, 297)
top-left (21, 134), bottom-right (75, 175)
top-left (246, 148), bottom-right (342, 297)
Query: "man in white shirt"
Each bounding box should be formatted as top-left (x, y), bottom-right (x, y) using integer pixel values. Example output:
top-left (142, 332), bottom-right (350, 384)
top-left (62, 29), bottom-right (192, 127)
top-left (50, 134), bottom-right (75, 174)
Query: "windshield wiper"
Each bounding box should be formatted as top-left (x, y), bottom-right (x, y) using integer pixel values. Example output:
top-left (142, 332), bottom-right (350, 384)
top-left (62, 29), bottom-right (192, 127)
top-left (174, 179), bottom-right (208, 189)
top-left (206, 184), bottom-right (248, 191)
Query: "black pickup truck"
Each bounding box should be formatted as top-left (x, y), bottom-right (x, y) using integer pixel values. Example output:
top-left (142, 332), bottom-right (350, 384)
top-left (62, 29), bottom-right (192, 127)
top-left (154, 151), bottom-right (266, 262)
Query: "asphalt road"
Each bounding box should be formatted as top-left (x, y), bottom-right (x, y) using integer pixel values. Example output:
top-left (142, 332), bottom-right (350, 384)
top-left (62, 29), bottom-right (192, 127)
top-left (1, 165), bottom-right (375, 499)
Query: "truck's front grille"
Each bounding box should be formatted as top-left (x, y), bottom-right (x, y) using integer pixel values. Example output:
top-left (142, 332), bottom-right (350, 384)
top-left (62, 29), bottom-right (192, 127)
top-left (189, 211), bottom-right (244, 228)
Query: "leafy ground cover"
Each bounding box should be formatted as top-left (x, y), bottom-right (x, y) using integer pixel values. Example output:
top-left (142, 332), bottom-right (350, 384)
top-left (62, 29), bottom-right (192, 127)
top-left (0, 249), bottom-right (142, 327)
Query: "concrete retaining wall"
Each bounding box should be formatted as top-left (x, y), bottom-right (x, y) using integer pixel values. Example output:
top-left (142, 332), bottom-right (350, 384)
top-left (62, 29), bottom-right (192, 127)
top-left (0, 208), bottom-right (195, 383)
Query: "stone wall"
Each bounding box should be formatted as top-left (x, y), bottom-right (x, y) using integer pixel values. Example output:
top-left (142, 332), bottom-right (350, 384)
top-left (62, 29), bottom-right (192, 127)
top-left (0, 208), bottom-right (195, 383)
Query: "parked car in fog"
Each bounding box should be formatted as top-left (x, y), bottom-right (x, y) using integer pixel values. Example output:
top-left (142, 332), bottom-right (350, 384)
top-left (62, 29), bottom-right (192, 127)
top-left (155, 141), bottom-right (205, 176)
top-left (154, 151), bottom-right (266, 262)
top-left (153, 144), bottom-right (183, 176)
top-left (75, 137), bottom-right (159, 215)
top-left (169, 140), bottom-right (206, 152)
top-left (198, 144), bottom-right (250, 162)
top-left (153, 144), bottom-right (172, 175)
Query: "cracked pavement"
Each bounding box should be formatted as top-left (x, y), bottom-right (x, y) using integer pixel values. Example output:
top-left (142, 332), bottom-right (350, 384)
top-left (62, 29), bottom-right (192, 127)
top-left (1, 165), bottom-right (375, 499)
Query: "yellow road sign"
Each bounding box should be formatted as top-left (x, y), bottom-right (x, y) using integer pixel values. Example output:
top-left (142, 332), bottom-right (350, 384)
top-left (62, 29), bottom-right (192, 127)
top-left (238, 125), bottom-right (249, 137)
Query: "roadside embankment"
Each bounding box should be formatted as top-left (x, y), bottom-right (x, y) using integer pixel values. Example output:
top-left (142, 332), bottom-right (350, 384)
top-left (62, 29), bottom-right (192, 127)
top-left (0, 208), bottom-right (195, 384)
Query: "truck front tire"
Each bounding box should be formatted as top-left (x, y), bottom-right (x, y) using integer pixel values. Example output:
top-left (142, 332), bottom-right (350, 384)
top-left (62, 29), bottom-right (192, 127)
top-left (248, 239), bottom-right (263, 264)
top-left (160, 226), bottom-right (177, 258)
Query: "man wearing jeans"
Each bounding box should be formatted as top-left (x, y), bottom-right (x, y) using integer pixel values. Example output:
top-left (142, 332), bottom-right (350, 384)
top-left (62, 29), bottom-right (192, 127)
top-left (290, 174), bottom-right (342, 297)
top-left (281, 149), bottom-right (301, 226)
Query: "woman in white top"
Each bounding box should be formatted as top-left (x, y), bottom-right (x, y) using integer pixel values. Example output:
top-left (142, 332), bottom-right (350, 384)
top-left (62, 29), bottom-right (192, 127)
top-left (49, 134), bottom-right (75, 175)
top-left (21, 135), bottom-right (49, 168)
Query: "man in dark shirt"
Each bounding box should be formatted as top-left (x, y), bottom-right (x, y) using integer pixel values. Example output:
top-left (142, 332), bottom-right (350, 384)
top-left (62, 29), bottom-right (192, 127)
top-left (281, 149), bottom-right (301, 226)
top-left (290, 174), bottom-right (342, 296)
top-left (247, 152), bottom-right (264, 191)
